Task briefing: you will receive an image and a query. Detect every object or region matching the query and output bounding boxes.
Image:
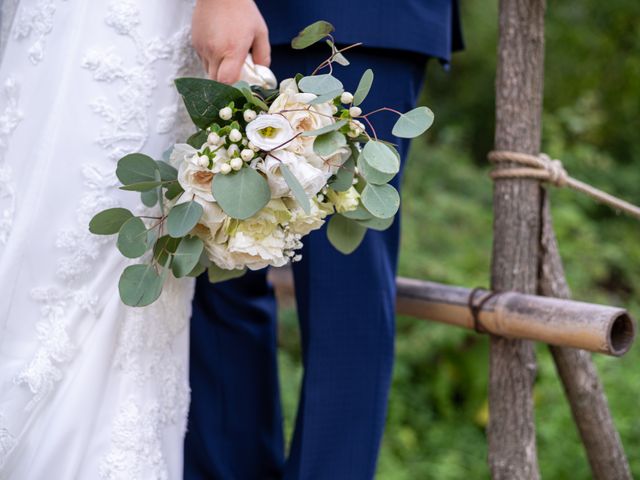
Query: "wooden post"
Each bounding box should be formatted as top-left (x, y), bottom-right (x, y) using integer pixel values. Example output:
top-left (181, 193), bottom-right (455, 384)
top-left (539, 190), bottom-right (632, 479)
top-left (489, 0), bottom-right (545, 477)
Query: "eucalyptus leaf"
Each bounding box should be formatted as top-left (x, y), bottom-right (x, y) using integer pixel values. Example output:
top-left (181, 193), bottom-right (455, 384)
top-left (153, 235), bottom-right (182, 265)
top-left (340, 204), bottom-right (374, 221)
top-left (89, 208), bottom-right (134, 235)
top-left (166, 200), bottom-right (203, 238)
top-left (326, 40), bottom-right (350, 66)
top-left (118, 264), bottom-right (163, 307)
top-left (298, 74), bottom-right (343, 95)
top-left (356, 215), bottom-right (395, 231)
top-left (357, 151), bottom-right (395, 185)
top-left (313, 130), bottom-right (346, 156)
top-left (326, 214), bottom-right (367, 255)
top-left (156, 160), bottom-right (178, 181)
top-left (117, 217), bottom-right (149, 258)
top-left (175, 77), bottom-right (244, 129)
top-left (361, 140), bottom-right (400, 175)
top-left (330, 157), bottom-right (356, 192)
top-left (207, 263), bottom-right (247, 283)
top-left (187, 262), bottom-right (208, 278)
top-left (280, 164), bottom-right (311, 214)
top-left (172, 236), bottom-right (205, 278)
top-left (116, 153), bottom-right (159, 185)
top-left (353, 69), bottom-right (374, 106)
top-left (141, 188), bottom-right (158, 207)
top-left (211, 167), bottom-right (271, 220)
top-left (308, 89), bottom-right (343, 105)
top-left (392, 106), bottom-right (434, 138)
top-left (301, 119), bottom-right (347, 137)
top-left (361, 183), bottom-right (400, 219)
top-left (291, 20), bottom-right (334, 49)
top-left (165, 181), bottom-right (184, 201)
top-left (119, 180), bottom-right (166, 192)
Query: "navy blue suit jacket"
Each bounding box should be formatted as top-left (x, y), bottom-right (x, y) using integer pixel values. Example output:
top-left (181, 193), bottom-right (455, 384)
top-left (255, 0), bottom-right (463, 62)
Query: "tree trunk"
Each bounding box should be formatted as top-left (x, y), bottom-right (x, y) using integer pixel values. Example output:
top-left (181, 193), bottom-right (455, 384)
top-left (538, 189), bottom-right (632, 480)
top-left (488, 0), bottom-right (546, 478)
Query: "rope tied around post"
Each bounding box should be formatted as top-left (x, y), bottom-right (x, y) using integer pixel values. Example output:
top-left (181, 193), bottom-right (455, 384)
top-left (467, 287), bottom-right (502, 334)
top-left (488, 150), bottom-right (640, 221)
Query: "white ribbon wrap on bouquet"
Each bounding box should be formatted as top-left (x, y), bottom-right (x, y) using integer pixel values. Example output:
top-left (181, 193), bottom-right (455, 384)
top-left (240, 54), bottom-right (277, 89)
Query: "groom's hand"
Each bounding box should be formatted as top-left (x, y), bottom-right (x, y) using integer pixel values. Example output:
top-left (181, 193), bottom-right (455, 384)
top-left (192, 0), bottom-right (271, 84)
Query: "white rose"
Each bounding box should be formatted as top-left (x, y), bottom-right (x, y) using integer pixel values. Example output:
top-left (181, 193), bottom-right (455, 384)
top-left (268, 80), bottom-right (336, 155)
top-left (326, 186), bottom-right (360, 213)
top-left (177, 157), bottom-right (215, 202)
top-left (258, 150), bottom-right (327, 198)
top-left (285, 197), bottom-right (332, 236)
top-left (246, 113), bottom-right (296, 151)
top-left (169, 143), bottom-right (197, 168)
top-left (240, 54), bottom-right (277, 89)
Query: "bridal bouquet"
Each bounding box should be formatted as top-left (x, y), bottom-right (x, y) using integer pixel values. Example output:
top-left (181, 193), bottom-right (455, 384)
top-left (90, 21), bottom-right (434, 307)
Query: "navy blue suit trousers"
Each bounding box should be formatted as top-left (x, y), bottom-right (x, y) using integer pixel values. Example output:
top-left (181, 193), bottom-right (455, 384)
top-left (184, 45), bottom-right (427, 480)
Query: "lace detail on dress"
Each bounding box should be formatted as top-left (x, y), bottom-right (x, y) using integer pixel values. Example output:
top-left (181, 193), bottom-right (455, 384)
top-left (12, 0), bottom-right (67, 65)
top-left (0, 76), bottom-right (22, 246)
top-left (0, 415), bottom-right (16, 470)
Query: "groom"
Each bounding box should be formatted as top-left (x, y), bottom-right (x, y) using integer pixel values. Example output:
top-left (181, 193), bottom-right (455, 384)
top-left (185, 1), bottom-right (463, 479)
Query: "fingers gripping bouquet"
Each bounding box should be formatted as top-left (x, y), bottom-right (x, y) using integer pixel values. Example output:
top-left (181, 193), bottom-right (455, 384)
top-left (90, 21), bottom-right (434, 307)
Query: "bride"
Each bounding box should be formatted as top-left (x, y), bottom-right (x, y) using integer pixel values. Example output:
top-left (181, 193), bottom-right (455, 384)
top-left (0, 0), bottom-right (270, 478)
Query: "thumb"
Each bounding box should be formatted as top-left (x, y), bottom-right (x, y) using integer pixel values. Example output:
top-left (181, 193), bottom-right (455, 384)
top-left (217, 53), bottom-right (245, 84)
top-left (251, 28), bottom-right (271, 66)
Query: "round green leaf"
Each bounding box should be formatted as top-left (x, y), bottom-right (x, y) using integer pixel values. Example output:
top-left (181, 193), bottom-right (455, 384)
top-left (118, 264), bottom-right (163, 307)
top-left (357, 151), bottom-right (395, 185)
top-left (308, 89), bottom-right (343, 105)
top-left (326, 214), bottom-right (367, 255)
top-left (166, 200), bottom-right (204, 238)
top-left (116, 153), bottom-right (159, 185)
top-left (361, 183), bottom-right (400, 219)
top-left (330, 157), bottom-right (356, 192)
top-left (280, 164), bottom-right (311, 214)
top-left (153, 235), bottom-right (182, 265)
top-left (212, 167), bottom-right (271, 220)
top-left (156, 160), bottom-right (178, 181)
top-left (141, 188), bottom-right (159, 207)
top-left (392, 106), bottom-right (435, 138)
top-left (117, 217), bottom-right (149, 258)
top-left (172, 236), bottom-right (205, 278)
top-left (353, 69), bottom-right (374, 106)
top-left (313, 130), bottom-right (346, 157)
top-left (291, 20), bottom-right (335, 49)
top-left (301, 119), bottom-right (347, 137)
top-left (89, 208), bottom-right (133, 235)
top-left (356, 215), bottom-right (394, 231)
top-left (298, 74), bottom-right (344, 95)
top-left (361, 141), bottom-right (400, 175)
top-left (340, 204), bottom-right (374, 221)
top-left (207, 263), bottom-right (247, 283)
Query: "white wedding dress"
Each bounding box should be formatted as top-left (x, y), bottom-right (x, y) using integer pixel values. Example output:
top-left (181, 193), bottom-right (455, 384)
top-left (0, 0), bottom-right (201, 478)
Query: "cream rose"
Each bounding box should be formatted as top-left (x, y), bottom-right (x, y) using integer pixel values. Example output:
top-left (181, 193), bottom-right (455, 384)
top-left (245, 113), bottom-right (296, 151)
top-left (177, 158), bottom-right (215, 202)
top-left (258, 150), bottom-right (327, 198)
top-left (326, 186), bottom-right (360, 213)
top-left (285, 197), bottom-right (332, 236)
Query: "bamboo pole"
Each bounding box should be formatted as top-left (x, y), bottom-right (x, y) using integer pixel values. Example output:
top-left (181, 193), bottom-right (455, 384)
top-left (268, 268), bottom-right (636, 356)
top-left (539, 189), bottom-right (633, 479)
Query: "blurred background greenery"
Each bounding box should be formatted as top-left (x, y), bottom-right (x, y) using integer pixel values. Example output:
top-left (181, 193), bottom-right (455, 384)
top-left (277, 0), bottom-right (640, 478)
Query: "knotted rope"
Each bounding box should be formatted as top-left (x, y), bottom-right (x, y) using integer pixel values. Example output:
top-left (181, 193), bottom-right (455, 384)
top-left (488, 151), bottom-right (640, 221)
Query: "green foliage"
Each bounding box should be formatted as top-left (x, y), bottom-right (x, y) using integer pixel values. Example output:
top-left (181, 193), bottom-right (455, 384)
top-left (116, 217), bottom-right (148, 258)
top-left (298, 74), bottom-right (344, 95)
top-left (207, 263), bottom-right (247, 283)
top-left (89, 208), bottom-right (133, 235)
top-left (301, 119), bottom-right (347, 137)
top-left (291, 20), bottom-right (335, 50)
top-left (361, 140), bottom-right (400, 176)
top-left (171, 236), bottom-right (204, 278)
top-left (361, 183), bottom-right (400, 219)
top-left (392, 106), bottom-right (435, 138)
top-left (211, 167), bottom-right (271, 219)
top-left (353, 69), bottom-right (374, 106)
top-left (327, 214), bottom-right (367, 254)
top-left (118, 263), bottom-right (164, 307)
top-left (166, 200), bottom-right (203, 238)
top-left (280, 164), bottom-right (311, 214)
top-left (116, 153), bottom-right (159, 185)
top-left (175, 77), bottom-right (244, 129)
top-left (330, 157), bottom-right (356, 191)
top-left (313, 130), bottom-right (346, 156)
